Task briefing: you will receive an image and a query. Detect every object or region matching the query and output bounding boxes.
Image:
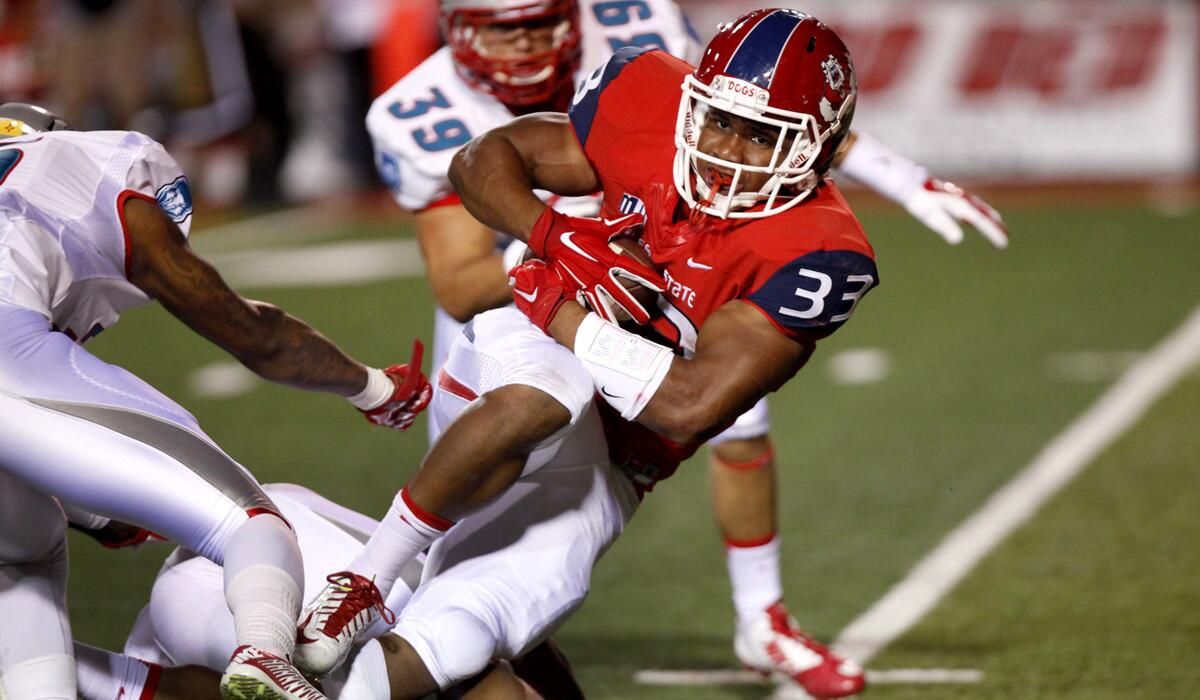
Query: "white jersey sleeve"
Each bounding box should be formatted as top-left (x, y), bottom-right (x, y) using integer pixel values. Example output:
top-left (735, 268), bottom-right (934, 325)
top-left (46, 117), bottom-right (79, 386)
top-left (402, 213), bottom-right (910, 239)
top-left (125, 138), bottom-right (194, 238)
top-left (577, 0), bottom-right (703, 69)
top-left (366, 49), bottom-right (516, 212)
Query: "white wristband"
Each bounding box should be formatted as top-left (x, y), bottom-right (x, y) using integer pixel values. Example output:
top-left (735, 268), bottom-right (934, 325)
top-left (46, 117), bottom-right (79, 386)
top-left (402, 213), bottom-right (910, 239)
top-left (836, 131), bottom-right (928, 204)
top-left (348, 367), bottom-right (394, 410)
top-left (573, 313), bottom-right (674, 420)
top-left (501, 238), bottom-right (530, 272)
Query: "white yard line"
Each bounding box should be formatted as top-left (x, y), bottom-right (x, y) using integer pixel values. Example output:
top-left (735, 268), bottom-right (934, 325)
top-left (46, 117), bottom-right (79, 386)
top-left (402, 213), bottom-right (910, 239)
top-left (184, 205), bottom-right (424, 288)
top-left (832, 303), bottom-right (1200, 665)
top-left (634, 668), bottom-right (982, 687)
top-left (205, 239), bottom-right (423, 288)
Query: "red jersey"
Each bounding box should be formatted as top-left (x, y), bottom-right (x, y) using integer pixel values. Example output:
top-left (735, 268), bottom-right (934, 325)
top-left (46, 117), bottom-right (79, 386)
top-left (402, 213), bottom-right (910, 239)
top-left (569, 48), bottom-right (878, 490)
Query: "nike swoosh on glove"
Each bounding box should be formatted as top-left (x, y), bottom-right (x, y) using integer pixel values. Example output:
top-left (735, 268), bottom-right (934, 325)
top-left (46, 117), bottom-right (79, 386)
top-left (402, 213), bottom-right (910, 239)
top-left (362, 340), bottom-right (433, 430)
top-left (527, 207), bottom-right (664, 324)
top-left (509, 258), bottom-right (573, 335)
top-left (905, 178), bottom-right (1008, 249)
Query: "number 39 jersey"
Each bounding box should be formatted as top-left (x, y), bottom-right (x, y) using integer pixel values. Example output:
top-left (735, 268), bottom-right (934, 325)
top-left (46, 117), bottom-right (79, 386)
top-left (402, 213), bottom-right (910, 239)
top-left (366, 0), bottom-right (701, 212)
top-left (569, 47), bottom-right (880, 488)
top-left (0, 130), bottom-right (192, 343)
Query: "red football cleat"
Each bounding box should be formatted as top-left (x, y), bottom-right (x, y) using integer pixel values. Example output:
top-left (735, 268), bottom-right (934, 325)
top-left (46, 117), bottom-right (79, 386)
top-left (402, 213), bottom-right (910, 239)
top-left (734, 602), bottom-right (865, 698)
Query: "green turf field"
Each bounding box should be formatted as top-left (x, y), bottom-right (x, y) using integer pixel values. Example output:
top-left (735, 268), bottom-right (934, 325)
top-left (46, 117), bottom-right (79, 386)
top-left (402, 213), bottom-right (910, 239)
top-left (70, 197), bottom-right (1200, 698)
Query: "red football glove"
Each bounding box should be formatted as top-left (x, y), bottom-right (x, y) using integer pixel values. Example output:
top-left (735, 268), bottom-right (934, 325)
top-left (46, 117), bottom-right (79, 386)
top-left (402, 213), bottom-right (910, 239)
top-left (527, 207), bottom-right (664, 324)
top-left (509, 259), bottom-right (574, 334)
top-left (362, 340), bottom-right (433, 430)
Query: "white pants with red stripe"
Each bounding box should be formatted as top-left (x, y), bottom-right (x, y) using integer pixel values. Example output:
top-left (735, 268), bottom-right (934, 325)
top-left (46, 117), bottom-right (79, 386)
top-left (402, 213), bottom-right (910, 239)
top-left (397, 307), bottom-right (641, 688)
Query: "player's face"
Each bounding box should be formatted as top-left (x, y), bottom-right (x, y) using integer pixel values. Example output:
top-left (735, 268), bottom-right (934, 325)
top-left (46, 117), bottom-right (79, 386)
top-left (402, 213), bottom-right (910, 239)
top-left (695, 109), bottom-right (792, 194)
top-left (474, 16), bottom-right (565, 59)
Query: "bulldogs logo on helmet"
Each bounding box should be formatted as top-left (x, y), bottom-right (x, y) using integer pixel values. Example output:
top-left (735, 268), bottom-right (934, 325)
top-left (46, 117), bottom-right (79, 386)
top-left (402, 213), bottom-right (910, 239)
top-left (441, 0), bottom-right (582, 108)
top-left (673, 9), bottom-right (856, 219)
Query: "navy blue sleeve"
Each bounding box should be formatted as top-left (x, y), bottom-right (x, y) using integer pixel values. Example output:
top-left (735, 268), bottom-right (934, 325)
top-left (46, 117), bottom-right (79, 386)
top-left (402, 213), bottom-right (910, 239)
top-left (568, 46), bottom-right (652, 149)
top-left (746, 250), bottom-right (879, 339)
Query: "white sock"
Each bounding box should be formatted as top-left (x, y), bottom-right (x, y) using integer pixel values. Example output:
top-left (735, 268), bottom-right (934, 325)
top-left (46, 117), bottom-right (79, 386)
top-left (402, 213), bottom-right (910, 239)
top-left (726, 535), bottom-right (784, 624)
top-left (222, 514), bottom-right (304, 659)
top-left (1, 654), bottom-right (76, 700)
top-left (226, 564), bottom-right (302, 659)
top-left (348, 488), bottom-right (451, 599)
top-left (73, 643), bottom-right (159, 700)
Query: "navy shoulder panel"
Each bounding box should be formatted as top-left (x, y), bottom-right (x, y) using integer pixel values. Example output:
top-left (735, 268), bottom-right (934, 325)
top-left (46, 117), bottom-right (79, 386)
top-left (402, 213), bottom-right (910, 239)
top-left (569, 46), bottom-right (653, 149)
top-left (746, 250), bottom-right (879, 338)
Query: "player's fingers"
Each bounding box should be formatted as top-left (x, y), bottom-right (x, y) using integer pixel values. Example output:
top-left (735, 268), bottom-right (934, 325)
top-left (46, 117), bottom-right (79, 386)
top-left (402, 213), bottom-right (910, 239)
top-left (920, 204), bottom-right (966, 245)
top-left (601, 279), bottom-right (652, 325)
top-left (585, 288), bottom-right (619, 324)
top-left (957, 200), bottom-right (1009, 249)
top-left (602, 212), bottom-right (645, 236)
top-left (612, 259), bottom-right (665, 291)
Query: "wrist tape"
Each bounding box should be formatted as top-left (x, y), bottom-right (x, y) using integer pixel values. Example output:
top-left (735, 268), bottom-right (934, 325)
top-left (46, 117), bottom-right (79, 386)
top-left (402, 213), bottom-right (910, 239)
top-left (349, 367), bottom-right (394, 410)
top-left (573, 313), bottom-right (674, 420)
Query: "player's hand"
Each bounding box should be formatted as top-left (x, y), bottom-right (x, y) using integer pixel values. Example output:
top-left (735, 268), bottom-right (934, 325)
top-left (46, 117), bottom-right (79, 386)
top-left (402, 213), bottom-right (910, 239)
top-left (361, 340), bottom-right (432, 431)
top-left (509, 259), bottom-right (573, 334)
top-left (527, 208), bottom-right (664, 324)
top-left (905, 178), bottom-right (1008, 249)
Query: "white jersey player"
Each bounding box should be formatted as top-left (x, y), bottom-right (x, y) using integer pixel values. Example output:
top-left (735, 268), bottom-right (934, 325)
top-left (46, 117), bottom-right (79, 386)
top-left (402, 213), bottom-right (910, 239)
top-left (361, 0), bottom-right (1008, 690)
top-left (71, 483), bottom-right (585, 700)
top-left (0, 103), bottom-right (431, 700)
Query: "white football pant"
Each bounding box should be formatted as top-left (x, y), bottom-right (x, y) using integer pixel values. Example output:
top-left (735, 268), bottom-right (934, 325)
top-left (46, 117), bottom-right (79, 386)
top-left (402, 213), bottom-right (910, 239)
top-left (398, 307), bottom-right (640, 688)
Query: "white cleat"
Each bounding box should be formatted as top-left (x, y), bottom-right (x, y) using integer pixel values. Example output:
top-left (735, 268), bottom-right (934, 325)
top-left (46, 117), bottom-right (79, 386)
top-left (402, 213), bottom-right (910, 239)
top-left (294, 571), bottom-right (394, 675)
top-left (220, 645), bottom-right (326, 700)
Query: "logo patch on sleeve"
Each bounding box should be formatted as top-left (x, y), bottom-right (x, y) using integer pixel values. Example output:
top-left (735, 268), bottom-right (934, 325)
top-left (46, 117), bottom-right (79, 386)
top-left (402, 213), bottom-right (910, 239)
top-left (155, 176), bottom-right (193, 224)
top-left (376, 151), bottom-right (402, 194)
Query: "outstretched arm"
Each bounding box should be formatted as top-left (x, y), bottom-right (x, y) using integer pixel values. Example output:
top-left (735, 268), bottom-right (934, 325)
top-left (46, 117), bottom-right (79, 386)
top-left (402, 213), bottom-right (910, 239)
top-left (834, 130), bottom-right (1008, 248)
top-left (123, 196), bottom-right (429, 428)
top-left (125, 195), bottom-right (370, 395)
top-left (448, 112), bottom-right (600, 242)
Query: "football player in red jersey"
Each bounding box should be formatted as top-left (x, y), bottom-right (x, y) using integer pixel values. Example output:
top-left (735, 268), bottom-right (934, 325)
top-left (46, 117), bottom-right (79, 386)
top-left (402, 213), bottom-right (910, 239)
top-left (292, 10), bottom-right (877, 699)
top-left (360, 0), bottom-right (1004, 693)
top-left (457, 8), bottom-right (873, 695)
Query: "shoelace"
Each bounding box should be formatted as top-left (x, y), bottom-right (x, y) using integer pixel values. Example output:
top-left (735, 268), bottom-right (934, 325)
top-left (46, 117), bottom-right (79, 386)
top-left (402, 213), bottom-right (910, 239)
top-left (315, 572), bottom-right (397, 637)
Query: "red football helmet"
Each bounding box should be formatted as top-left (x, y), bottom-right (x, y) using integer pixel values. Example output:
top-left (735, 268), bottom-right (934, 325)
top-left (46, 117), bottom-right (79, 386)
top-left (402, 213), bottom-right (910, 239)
top-left (673, 9), bottom-right (857, 219)
top-left (442, 0), bottom-right (582, 108)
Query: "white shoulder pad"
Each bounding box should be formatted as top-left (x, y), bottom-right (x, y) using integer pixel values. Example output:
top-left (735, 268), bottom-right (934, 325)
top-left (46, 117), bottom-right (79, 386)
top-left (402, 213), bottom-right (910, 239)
top-left (577, 0), bottom-right (703, 71)
top-left (367, 49), bottom-right (516, 212)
